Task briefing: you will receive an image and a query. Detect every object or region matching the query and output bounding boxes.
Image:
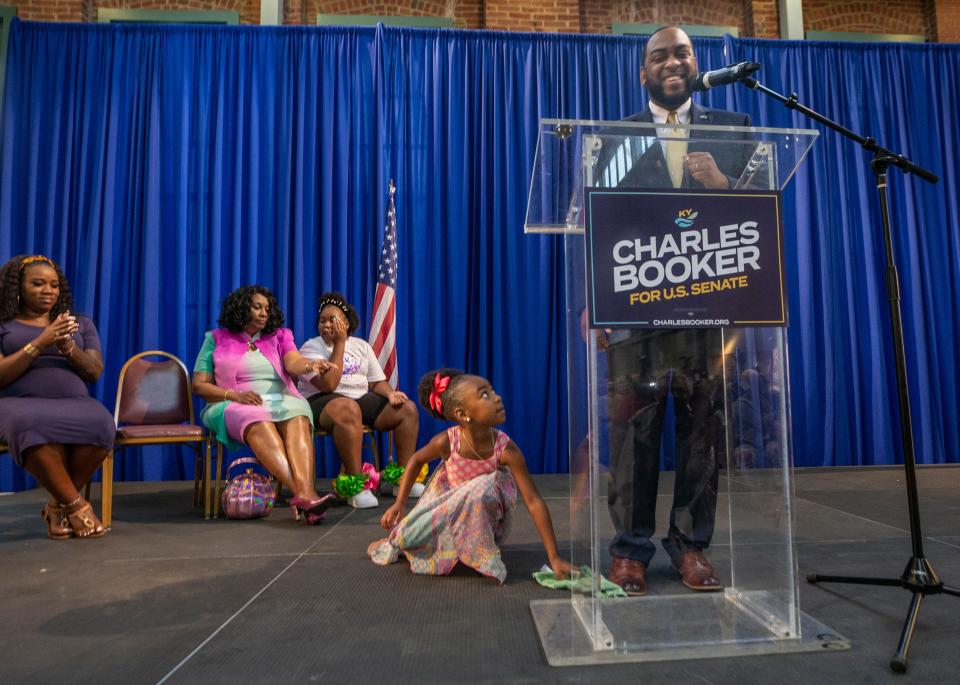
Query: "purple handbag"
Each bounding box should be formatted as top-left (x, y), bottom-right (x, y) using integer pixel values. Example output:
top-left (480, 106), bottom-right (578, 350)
top-left (221, 457), bottom-right (276, 519)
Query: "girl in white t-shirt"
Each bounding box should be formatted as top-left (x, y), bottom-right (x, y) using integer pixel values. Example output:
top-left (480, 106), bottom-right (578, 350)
top-left (299, 292), bottom-right (421, 508)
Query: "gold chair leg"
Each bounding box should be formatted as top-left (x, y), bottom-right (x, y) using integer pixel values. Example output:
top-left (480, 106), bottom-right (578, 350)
top-left (213, 441), bottom-right (224, 519)
top-left (101, 452), bottom-right (114, 529)
top-left (193, 444), bottom-right (203, 508)
top-left (368, 432), bottom-right (380, 472)
top-left (204, 439), bottom-right (213, 519)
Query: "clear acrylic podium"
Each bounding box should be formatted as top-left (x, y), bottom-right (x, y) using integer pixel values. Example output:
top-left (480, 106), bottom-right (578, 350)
top-left (525, 119), bottom-right (849, 665)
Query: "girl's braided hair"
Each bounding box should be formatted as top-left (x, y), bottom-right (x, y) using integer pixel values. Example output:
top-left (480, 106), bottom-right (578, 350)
top-left (417, 368), bottom-right (469, 420)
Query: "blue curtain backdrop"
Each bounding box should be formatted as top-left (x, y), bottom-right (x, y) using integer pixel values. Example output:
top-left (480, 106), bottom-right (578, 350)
top-left (1, 21), bottom-right (958, 491)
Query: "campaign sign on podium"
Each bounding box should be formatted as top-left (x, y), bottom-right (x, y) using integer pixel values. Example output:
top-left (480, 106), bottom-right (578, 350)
top-left (524, 119), bottom-right (848, 666)
top-left (585, 188), bottom-right (787, 328)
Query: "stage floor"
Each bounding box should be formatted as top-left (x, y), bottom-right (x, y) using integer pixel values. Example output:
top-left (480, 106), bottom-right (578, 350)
top-left (2, 467), bottom-right (960, 684)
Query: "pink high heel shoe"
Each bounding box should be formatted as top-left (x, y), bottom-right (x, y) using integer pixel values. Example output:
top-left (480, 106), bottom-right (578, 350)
top-left (290, 494), bottom-right (335, 525)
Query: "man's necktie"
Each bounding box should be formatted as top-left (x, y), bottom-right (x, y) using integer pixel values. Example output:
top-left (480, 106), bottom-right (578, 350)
top-left (665, 110), bottom-right (687, 188)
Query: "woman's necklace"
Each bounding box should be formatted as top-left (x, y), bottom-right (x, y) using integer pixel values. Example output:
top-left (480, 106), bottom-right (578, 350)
top-left (461, 427), bottom-right (496, 460)
top-left (245, 331), bottom-right (261, 352)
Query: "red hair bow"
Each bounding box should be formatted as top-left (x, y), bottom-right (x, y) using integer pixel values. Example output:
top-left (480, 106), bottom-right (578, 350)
top-left (429, 373), bottom-right (450, 414)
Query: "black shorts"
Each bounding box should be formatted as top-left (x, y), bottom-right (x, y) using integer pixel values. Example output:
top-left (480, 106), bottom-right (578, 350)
top-left (308, 391), bottom-right (389, 428)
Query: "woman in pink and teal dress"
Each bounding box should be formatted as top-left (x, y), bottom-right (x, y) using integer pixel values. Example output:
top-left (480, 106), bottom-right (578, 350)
top-left (192, 286), bottom-right (335, 524)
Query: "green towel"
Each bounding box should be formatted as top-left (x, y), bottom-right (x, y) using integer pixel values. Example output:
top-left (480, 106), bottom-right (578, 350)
top-left (533, 565), bottom-right (628, 598)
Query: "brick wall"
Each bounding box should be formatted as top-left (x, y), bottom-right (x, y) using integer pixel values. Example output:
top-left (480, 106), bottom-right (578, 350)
top-left (935, 0), bottom-right (960, 41)
top-left (283, 0), bottom-right (303, 24)
top-left (745, 0), bottom-right (778, 38)
top-left (6, 0), bottom-right (955, 41)
top-left (245, 0), bottom-right (259, 24)
top-left (309, 1), bottom-right (482, 29)
top-left (580, 0), bottom-right (748, 36)
top-left (10, 0), bottom-right (85, 22)
top-left (10, 0), bottom-right (261, 25)
top-left (485, 0), bottom-right (580, 33)
top-left (804, 0), bottom-right (929, 37)
top-left (96, 0), bottom-right (257, 24)
top-left (456, 0), bottom-right (482, 29)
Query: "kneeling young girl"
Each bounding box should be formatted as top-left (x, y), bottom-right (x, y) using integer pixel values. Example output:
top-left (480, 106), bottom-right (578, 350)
top-left (368, 369), bottom-right (571, 582)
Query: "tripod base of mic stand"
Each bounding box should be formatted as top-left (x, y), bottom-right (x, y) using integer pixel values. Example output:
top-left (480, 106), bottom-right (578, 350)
top-left (807, 557), bottom-right (960, 673)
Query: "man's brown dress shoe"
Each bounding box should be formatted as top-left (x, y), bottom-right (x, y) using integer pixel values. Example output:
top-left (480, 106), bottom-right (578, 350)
top-left (672, 550), bottom-right (721, 591)
top-left (608, 557), bottom-right (648, 596)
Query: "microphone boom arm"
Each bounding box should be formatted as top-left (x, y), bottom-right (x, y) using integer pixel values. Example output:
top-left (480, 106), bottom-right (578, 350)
top-left (740, 77), bottom-right (937, 183)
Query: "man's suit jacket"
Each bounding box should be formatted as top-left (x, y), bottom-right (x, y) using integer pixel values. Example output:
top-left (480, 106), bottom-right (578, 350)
top-left (600, 103), bottom-right (755, 359)
top-left (613, 103), bottom-right (753, 189)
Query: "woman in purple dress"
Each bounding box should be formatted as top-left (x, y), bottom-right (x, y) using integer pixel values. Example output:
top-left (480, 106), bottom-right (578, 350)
top-left (0, 255), bottom-right (115, 539)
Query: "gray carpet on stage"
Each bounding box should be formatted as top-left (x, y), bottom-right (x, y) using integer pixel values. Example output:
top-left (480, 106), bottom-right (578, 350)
top-left (2, 467), bottom-right (960, 684)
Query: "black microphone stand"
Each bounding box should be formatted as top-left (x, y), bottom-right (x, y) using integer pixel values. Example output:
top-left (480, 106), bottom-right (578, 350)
top-left (740, 75), bottom-right (958, 673)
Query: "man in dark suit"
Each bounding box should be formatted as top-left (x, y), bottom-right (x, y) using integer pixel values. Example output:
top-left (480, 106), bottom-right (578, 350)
top-left (604, 26), bottom-right (754, 596)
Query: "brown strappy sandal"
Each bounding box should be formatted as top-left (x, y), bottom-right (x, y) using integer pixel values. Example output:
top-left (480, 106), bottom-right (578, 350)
top-left (63, 498), bottom-right (107, 538)
top-left (41, 500), bottom-right (72, 540)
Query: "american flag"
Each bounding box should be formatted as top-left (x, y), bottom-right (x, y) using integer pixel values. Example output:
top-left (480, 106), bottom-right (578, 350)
top-left (369, 181), bottom-right (398, 386)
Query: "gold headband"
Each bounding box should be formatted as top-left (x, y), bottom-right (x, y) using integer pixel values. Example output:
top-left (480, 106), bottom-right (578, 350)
top-left (20, 255), bottom-right (52, 269)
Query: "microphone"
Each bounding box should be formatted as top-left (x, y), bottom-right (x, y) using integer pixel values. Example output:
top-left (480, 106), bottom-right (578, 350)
top-left (688, 61), bottom-right (761, 92)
